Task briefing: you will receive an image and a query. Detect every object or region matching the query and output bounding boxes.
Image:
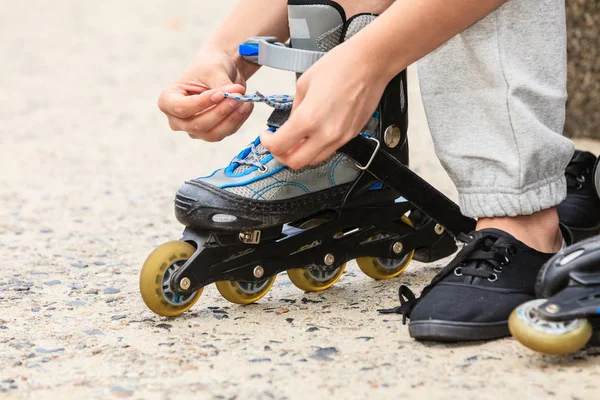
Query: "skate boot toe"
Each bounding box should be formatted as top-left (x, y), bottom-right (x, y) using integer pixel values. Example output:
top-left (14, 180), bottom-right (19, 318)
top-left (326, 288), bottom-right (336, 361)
top-left (174, 179), bottom-right (265, 230)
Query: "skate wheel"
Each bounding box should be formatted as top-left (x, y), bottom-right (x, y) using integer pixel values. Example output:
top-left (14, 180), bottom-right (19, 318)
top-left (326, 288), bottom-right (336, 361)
top-left (355, 253), bottom-right (413, 280)
top-left (356, 215), bottom-right (415, 280)
top-left (287, 217), bottom-right (347, 292)
top-left (287, 263), bottom-right (347, 292)
top-left (140, 241), bottom-right (203, 317)
top-left (215, 276), bottom-right (276, 305)
top-left (508, 299), bottom-right (593, 355)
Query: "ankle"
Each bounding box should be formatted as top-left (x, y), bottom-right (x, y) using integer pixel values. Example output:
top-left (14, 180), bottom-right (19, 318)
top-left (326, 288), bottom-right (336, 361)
top-left (476, 208), bottom-right (563, 253)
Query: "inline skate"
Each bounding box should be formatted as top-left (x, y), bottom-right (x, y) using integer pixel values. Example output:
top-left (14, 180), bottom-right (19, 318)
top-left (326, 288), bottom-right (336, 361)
top-left (557, 150), bottom-right (600, 242)
top-left (140, 0), bottom-right (475, 317)
top-left (510, 162), bottom-right (600, 354)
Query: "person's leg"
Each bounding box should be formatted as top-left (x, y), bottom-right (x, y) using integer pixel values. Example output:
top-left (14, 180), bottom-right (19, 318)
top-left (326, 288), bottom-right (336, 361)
top-left (403, 0), bottom-right (575, 341)
top-left (418, 0), bottom-right (574, 253)
top-left (344, 0), bottom-right (570, 254)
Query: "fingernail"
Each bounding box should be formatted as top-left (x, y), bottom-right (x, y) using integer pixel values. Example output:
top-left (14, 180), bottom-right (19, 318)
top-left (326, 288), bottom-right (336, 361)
top-left (237, 103), bottom-right (253, 114)
top-left (210, 91), bottom-right (224, 102)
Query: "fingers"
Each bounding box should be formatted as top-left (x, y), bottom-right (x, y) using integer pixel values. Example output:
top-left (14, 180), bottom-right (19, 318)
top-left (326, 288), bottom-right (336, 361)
top-left (310, 144), bottom-right (339, 165)
top-left (161, 83), bottom-right (251, 140)
top-left (203, 102), bottom-right (254, 141)
top-left (260, 112), bottom-right (312, 156)
top-left (277, 136), bottom-right (330, 170)
top-left (262, 117), bottom-right (355, 169)
top-left (158, 88), bottom-right (223, 119)
top-left (170, 98), bottom-right (245, 140)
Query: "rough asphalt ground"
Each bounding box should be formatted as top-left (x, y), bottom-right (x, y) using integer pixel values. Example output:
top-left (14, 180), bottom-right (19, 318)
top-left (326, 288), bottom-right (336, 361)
top-left (1, 1), bottom-right (599, 399)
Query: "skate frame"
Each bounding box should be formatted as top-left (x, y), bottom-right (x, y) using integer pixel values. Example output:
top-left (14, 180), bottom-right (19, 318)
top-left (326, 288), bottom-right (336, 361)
top-left (536, 272), bottom-right (600, 321)
top-left (173, 198), bottom-right (453, 293)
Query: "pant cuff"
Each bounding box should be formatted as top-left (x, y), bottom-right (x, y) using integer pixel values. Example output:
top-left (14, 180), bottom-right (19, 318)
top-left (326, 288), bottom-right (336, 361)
top-left (457, 174), bottom-right (567, 218)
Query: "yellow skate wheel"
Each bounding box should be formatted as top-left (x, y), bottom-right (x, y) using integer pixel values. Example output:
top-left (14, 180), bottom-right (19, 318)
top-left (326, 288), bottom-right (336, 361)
top-left (356, 253), bottom-right (413, 280)
top-left (356, 215), bottom-right (415, 280)
top-left (215, 276), bottom-right (276, 305)
top-left (287, 263), bottom-right (347, 292)
top-left (287, 217), bottom-right (347, 292)
top-left (508, 299), bottom-right (593, 355)
top-left (140, 241), bottom-right (203, 317)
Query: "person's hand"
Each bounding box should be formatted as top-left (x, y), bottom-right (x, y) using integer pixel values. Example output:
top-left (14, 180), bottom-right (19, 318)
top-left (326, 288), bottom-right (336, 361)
top-left (260, 42), bottom-right (389, 169)
top-left (158, 49), bottom-right (254, 142)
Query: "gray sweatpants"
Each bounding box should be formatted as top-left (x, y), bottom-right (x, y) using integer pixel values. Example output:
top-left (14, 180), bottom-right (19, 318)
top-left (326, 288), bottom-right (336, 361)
top-left (418, 0), bottom-right (574, 218)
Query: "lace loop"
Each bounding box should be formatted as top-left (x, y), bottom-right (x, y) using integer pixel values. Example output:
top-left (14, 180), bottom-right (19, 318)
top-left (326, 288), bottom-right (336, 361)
top-left (231, 140), bottom-right (271, 170)
top-left (377, 285), bottom-right (417, 324)
top-left (224, 91), bottom-right (294, 110)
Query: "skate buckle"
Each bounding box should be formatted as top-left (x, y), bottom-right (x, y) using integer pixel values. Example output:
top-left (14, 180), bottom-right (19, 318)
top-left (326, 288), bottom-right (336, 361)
top-left (239, 230), bottom-right (261, 244)
top-left (355, 136), bottom-right (381, 171)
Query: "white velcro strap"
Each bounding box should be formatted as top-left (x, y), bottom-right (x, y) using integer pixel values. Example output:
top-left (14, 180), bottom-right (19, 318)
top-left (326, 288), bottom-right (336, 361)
top-left (257, 39), bottom-right (325, 73)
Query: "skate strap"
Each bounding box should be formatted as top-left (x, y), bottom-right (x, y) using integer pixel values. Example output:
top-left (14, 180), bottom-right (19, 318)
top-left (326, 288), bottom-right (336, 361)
top-left (340, 136), bottom-right (476, 238)
top-left (239, 37), bottom-right (325, 73)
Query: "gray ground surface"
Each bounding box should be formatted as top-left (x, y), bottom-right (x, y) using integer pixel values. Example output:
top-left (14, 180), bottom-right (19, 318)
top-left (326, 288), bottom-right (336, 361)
top-left (1, 1), bottom-right (599, 399)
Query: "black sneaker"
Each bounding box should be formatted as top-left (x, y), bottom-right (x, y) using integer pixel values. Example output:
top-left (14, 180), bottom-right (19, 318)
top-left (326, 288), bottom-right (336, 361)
top-left (557, 150), bottom-right (600, 242)
top-left (380, 226), bottom-right (572, 341)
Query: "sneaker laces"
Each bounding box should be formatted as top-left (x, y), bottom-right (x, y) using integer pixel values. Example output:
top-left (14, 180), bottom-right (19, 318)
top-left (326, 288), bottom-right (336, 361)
top-left (378, 232), bottom-right (516, 323)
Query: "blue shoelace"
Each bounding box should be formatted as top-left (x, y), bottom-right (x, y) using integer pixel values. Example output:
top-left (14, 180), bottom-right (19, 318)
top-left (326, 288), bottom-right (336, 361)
top-left (224, 91), bottom-right (294, 110)
top-left (224, 91), bottom-right (293, 170)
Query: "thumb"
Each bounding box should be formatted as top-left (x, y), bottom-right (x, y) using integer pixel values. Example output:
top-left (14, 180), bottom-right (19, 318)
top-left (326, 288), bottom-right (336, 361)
top-left (207, 70), bottom-right (246, 94)
top-left (220, 83), bottom-right (247, 96)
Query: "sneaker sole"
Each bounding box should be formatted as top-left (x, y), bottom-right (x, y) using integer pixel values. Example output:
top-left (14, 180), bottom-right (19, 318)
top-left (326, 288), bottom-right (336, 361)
top-left (409, 320), bottom-right (509, 342)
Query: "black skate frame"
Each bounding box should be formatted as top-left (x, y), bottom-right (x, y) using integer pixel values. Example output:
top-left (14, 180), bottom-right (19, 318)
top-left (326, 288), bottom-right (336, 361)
top-left (536, 272), bottom-right (600, 321)
top-left (169, 71), bottom-right (477, 296)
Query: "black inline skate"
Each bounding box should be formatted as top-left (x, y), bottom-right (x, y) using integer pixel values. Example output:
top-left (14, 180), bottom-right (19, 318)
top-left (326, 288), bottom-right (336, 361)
top-left (509, 235), bottom-right (600, 355)
top-left (140, 0), bottom-right (475, 317)
top-left (557, 150), bottom-right (600, 242)
top-left (510, 164), bottom-right (600, 354)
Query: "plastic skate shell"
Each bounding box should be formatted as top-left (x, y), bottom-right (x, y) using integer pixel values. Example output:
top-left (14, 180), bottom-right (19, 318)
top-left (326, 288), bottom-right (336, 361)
top-left (534, 236), bottom-right (600, 321)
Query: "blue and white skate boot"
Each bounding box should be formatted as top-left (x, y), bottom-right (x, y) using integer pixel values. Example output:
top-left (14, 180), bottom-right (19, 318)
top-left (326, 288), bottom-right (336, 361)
top-left (175, 2), bottom-right (408, 232)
